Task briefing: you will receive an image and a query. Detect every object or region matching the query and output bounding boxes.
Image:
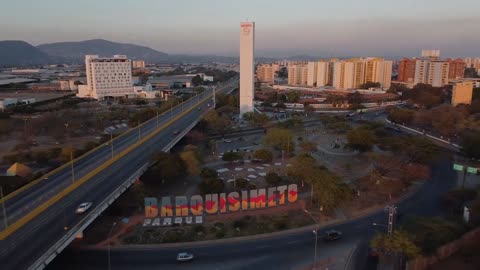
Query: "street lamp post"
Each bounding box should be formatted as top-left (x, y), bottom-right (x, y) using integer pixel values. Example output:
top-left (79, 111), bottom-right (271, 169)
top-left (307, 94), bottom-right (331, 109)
top-left (109, 132), bottom-right (114, 159)
top-left (64, 123), bottom-right (75, 184)
top-left (156, 111), bottom-right (159, 128)
top-left (0, 185), bottom-right (8, 229)
top-left (107, 222), bottom-right (117, 270)
top-left (137, 120), bottom-right (141, 141)
top-left (304, 209), bottom-right (319, 270)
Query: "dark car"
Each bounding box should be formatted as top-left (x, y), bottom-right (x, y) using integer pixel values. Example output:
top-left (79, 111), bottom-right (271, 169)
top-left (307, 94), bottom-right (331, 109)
top-left (323, 230), bottom-right (342, 241)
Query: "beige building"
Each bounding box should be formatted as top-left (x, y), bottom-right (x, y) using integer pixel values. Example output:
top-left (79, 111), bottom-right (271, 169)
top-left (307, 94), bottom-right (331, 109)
top-left (452, 81), bottom-right (474, 106)
top-left (427, 61), bottom-right (449, 87)
top-left (256, 64), bottom-right (275, 83)
top-left (288, 64), bottom-right (308, 86)
top-left (305, 61), bottom-right (330, 87)
top-left (132, 60), bottom-right (145, 69)
top-left (332, 58), bottom-right (392, 89)
top-left (77, 55), bottom-right (134, 99)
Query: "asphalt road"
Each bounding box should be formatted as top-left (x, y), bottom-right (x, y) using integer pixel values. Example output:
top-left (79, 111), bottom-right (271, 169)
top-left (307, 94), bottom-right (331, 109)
top-left (0, 79), bottom-right (239, 270)
top-left (46, 155), bottom-right (456, 270)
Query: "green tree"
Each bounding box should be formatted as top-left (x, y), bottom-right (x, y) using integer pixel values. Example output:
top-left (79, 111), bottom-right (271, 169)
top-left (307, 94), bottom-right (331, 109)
top-left (191, 75), bottom-right (203, 86)
top-left (359, 82), bottom-right (381, 89)
top-left (346, 127), bottom-right (376, 152)
top-left (286, 91), bottom-right (301, 103)
top-left (277, 67), bottom-right (288, 78)
top-left (199, 177), bottom-right (224, 194)
top-left (222, 151), bottom-right (243, 162)
top-left (265, 172), bottom-right (282, 185)
top-left (263, 128), bottom-right (295, 153)
top-left (300, 141), bottom-right (317, 153)
top-left (145, 152), bottom-right (187, 185)
top-left (461, 132), bottom-right (480, 159)
top-left (180, 149), bottom-right (201, 176)
top-left (245, 113), bottom-right (271, 127)
top-left (203, 110), bottom-right (231, 134)
top-left (287, 153), bottom-right (353, 210)
top-left (253, 149), bottom-right (273, 163)
top-left (371, 230), bottom-right (420, 259)
top-left (388, 108), bottom-right (415, 124)
top-left (347, 91), bottom-right (363, 105)
top-left (234, 178), bottom-right (249, 189)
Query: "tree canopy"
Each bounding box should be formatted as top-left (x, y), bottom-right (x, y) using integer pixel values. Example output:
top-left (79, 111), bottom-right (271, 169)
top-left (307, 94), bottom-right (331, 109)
top-left (346, 126), bottom-right (376, 152)
top-left (263, 128), bottom-right (295, 153)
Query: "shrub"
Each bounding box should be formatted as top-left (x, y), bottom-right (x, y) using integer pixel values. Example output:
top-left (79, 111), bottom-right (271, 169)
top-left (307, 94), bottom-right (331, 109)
top-left (215, 231), bottom-right (225, 239)
top-left (265, 172), bottom-right (282, 185)
top-left (253, 149), bottom-right (273, 163)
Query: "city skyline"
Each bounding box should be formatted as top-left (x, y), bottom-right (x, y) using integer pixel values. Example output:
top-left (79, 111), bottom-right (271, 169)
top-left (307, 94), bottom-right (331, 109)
top-left (1, 0), bottom-right (480, 57)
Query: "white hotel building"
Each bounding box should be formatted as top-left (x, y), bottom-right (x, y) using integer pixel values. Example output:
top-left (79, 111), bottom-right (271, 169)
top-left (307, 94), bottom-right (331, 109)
top-left (78, 55), bottom-right (134, 99)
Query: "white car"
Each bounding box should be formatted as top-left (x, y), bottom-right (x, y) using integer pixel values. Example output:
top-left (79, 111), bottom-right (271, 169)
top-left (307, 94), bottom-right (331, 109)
top-left (223, 138), bottom-right (232, 143)
top-left (177, 252), bottom-right (194, 262)
top-left (75, 202), bottom-right (93, 214)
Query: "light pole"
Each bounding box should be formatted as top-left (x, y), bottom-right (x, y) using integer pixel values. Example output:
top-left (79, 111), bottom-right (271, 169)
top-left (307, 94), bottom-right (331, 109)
top-left (156, 111), bottom-right (159, 128)
top-left (107, 221), bottom-right (117, 270)
top-left (109, 132), bottom-right (114, 159)
top-left (137, 120), bottom-right (141, 141)
top-left (65, 123), bottom-right (75, 184)
top-left (304, 209), bottom-right (319, 270)
top-left (0, 185), bottom-right (8, 229)
top-left (170, 102), bottom-right (173, 121)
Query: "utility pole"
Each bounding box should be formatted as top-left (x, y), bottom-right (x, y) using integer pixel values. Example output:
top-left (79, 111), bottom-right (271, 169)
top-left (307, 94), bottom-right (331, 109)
top-left (156, 111), bottom-right (159, 128)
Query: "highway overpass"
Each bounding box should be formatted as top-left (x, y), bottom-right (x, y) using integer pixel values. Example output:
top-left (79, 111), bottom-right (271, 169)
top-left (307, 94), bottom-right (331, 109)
top-left (0, 79), bottom-right (238, 270)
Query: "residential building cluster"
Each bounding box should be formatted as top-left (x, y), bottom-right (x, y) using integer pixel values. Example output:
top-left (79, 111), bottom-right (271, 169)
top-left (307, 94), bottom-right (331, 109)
top-left (283, 58), bottom-right (392, 90)
top-left (398, 50), bottom-right (469, 87)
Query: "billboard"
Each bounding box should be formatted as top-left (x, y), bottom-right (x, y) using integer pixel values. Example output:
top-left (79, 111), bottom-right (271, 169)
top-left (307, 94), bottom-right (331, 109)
top-left (144, 184), bottom-right (298, 227)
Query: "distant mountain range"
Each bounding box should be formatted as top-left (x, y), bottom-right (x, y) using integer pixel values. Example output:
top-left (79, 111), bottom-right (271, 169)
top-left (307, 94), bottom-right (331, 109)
top-left (0, 38), bottom-right (335, 67)
top-left (0, 41), bottom-right (54, 66)
top-left (0, 39), bottom-right (241, 67)
top-left (36, 39), bottom-right (169, 63)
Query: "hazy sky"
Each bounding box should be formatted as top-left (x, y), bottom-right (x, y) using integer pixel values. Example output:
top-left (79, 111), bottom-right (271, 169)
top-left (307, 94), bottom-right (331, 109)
top-left (1, 0), bottom-right (479, 57)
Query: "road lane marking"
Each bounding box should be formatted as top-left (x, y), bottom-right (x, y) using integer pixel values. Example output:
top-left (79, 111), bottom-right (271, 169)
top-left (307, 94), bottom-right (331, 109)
top-left (0, 90), bottom-right (224, 240)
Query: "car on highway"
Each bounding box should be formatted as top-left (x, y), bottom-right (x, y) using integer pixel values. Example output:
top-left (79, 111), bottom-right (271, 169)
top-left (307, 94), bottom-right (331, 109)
top-left (207, 103), bottom-right (211, 107)
top-left (197, 107), bottom-right (201, 110)
top-left (222, 138), bottom-right (232, 143)
top-left (172, 130), bottom-right (180, 135)
top-left (75, 202), bottom-right (93, 214)
top-left (323, 230), bottom-right (342, 241)
top-left (176, 252), bottom-right (194, 262)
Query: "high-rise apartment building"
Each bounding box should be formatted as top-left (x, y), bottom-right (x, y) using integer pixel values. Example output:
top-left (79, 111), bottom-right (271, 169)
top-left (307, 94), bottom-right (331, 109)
top-left (421, 49), bottom-right (440, 59)
top-left (239, 21), bottom-right (255, 116)
top-left (132, 60), bottom-right (145, 69)
top-left (452, 81), bottom-right (473, 106)
top-left (256, 64), bottom-right (275, 83)
top-left (77, 55), bottom-right (134, 99)
top-left (331, 58), bottom-right (392, 89)
top-left (414, 59), bottom-right (429, 85)
top-left (288, 64), bottom-right (308, 86)
top-left (447, 58), bottom-right (466, 80)
top-left (427, 61), bottom-right (449, 87)
top-left (398, 58), bottom-right (416, 83)
top-left (465, 57), bottom-right (473, 68)
top-left (474, 58), bottom-right (480, 69)
top-left (333, 61), bottom-right (356, 89)
top-left (316, 62), bottom-right (330, 87)
top-left (307, 62), bottom-right (318, 86)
